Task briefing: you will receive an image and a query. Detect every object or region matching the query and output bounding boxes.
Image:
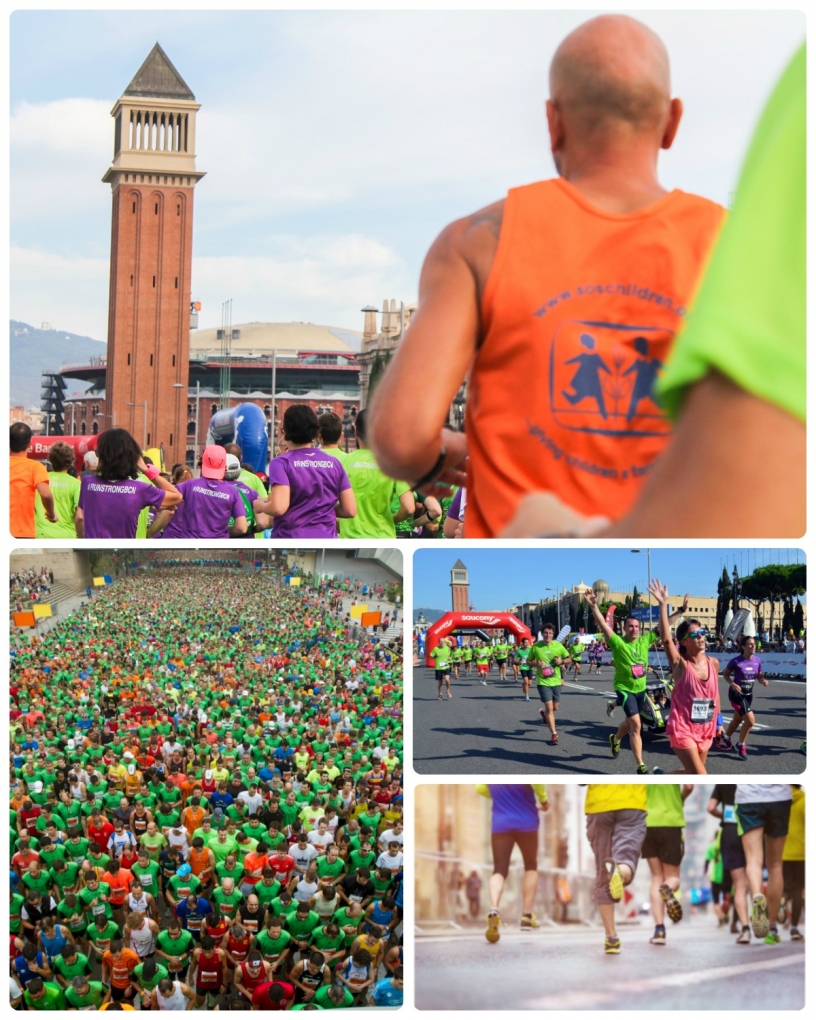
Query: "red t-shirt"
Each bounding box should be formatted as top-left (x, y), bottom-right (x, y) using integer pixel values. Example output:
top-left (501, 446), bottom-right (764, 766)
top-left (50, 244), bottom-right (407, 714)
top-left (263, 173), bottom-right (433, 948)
top-left (251, 981), bottom-right (294, 1010)
top-left (267, 856), bottom-right (295, 883)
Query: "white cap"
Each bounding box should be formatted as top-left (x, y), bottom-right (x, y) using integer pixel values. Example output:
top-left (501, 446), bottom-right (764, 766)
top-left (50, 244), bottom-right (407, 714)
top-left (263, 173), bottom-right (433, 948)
top-left (127, 764), bottom-right (136, 775)
top-left (66, 739), bottom-right (75, 750)
top-left (123, 751), bottom-right (134, 759)
top-left (30, 781), bottom-right (43, 794)
top-left (205, 770), bottom-right (213, 780)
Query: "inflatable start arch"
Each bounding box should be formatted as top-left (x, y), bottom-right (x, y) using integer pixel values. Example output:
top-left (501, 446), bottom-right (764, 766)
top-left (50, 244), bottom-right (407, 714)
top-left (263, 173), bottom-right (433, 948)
top-left (425, 612), bottom-right (532, 666)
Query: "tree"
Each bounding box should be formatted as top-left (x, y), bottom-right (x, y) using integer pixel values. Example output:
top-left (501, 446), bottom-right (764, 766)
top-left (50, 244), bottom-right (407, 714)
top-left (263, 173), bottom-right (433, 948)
top-left (793, 598), bottom-right (804, 636)
top-left (740, 563), bottom-right (807, 641)
top-left (715, 567), bottom-right (732, 636)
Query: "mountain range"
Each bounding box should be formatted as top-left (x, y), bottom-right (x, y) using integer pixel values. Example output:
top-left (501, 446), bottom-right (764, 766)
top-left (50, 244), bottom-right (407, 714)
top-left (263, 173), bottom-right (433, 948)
top-left (10, 320), bottom-right (105, 407)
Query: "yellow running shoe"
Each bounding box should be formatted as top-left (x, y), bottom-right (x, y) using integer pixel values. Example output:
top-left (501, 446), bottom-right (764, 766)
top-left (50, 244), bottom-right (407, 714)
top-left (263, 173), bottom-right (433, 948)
top-left (605, 858), bottom-right (624, 902)
top-left (485, 909), bottom-right (501, 943)
top-left (604, 935), bottom-right (621, 954)
top-left (520, 913), bottom-right (540, 930)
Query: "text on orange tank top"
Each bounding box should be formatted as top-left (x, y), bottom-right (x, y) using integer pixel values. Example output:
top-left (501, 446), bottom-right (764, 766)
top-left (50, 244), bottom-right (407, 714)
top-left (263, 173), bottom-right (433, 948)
top-left (465, 178), bottom-right (725, 536)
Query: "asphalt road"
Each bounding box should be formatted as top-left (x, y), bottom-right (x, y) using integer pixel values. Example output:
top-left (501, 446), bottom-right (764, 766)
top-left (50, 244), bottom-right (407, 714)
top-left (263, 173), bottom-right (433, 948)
top-left (413, 664), bottom-right (806, 775)
top-left (415, 920), bottom-right (805, 1010)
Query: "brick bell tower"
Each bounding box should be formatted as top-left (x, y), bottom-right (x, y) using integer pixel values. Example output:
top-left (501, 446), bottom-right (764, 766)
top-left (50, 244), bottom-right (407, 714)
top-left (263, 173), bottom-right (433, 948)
top-left (102, 43), bottom-right (204, 459)
top-left (450, 559), bottom-right (470, 613)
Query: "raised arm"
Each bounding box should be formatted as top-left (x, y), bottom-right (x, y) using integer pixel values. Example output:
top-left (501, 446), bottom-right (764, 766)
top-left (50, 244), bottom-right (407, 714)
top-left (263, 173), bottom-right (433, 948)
top-left (648, 579), bottom-right (680, 667)
top-left (583, 589), bottom-right (613, 642)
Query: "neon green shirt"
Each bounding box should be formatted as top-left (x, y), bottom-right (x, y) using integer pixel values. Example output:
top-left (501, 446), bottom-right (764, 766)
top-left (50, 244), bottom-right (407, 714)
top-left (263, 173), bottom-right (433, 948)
top-left (657, 46), bottom-right (805, 423)
top-left (646, 784), bottom-right (685, 828)
top-left (528, 641), bottom-right (570, 686)
top-left (338, 449), bottom-right (410, 539)
top-left (607, 630), bottom-right (659, 694)
top-left (35, 472), bottom-right (81, 538)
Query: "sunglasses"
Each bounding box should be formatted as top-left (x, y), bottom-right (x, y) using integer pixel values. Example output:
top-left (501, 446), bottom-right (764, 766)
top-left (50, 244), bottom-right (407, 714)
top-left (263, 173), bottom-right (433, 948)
top-left (685, 629), bottom-right (706, 639)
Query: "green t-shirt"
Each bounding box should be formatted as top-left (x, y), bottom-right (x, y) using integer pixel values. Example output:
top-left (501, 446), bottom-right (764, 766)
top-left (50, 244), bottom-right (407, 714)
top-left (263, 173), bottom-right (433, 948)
top-left (64, 981), bottom-right (106, 1009)
top-left (528, 641), bottom-right (570, 686)
top-left (133, 961), bottom-right (169, 990)
top-left (646, 785), bottom-right (685, 828)
top-left (706, 836), bottom-right (724, 886)
top-left (607, 630), bottom-right (659, 694)
top-left (338, 448), bottom-right (410, 539)
top-left (25, 982), bottom-right (67, 1010)
top-left (430, 645), bottom-right (452, 669)
top-left (314, 985), bottom-right (354, 1008)
top-left (656, 46), bottom-right (804, 424)
top-left (254, 927), bottom-right (292, 962)
top-left (53, 951), bottom-right (91, 982)
top-left (570, 643), bottom-right (584, 661)
top-left (156, 927), bottom-right (194, 966)
top-left (35, 471), bottom-right (81, 538)
top-left (494, 642), bottom-right (509, 659)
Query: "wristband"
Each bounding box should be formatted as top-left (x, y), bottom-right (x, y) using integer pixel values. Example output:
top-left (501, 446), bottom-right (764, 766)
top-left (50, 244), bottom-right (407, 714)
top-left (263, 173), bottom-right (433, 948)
top-left (412, 447), bottom-right (446, 489)
top-left (144, 465), bottom-right (160, 482)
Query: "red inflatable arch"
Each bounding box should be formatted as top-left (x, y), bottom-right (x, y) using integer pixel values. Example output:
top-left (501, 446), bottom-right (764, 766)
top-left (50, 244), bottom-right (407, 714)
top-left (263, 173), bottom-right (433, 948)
top-left (424, 612), bottom-right (532, 667)
top-left (26, 434), bottom-right (100, 474)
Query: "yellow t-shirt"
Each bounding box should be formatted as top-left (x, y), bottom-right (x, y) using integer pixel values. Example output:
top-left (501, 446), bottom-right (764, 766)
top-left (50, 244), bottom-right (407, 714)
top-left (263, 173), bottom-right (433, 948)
top-left (584, 784), bottom-right (647, 814)
top-left (782, 787), bottom-right (805, 861)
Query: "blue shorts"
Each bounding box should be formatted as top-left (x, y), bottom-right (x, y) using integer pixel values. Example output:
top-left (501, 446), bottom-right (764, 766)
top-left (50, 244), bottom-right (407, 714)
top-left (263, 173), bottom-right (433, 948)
top-left (735, 800), bottom-right (791, 839)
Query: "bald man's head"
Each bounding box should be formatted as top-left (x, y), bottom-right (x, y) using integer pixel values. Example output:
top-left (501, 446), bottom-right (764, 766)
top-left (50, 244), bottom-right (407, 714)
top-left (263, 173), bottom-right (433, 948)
top-left (550, 15), bottom-right (672, 139)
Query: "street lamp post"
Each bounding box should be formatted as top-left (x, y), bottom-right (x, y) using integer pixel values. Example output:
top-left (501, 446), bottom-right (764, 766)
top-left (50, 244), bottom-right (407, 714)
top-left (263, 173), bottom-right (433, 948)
top-left (631, 548), bottom-right (652, 624)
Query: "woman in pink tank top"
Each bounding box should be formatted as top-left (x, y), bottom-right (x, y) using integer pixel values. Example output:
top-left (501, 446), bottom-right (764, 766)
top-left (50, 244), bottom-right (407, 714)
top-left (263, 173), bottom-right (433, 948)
top-left (649, 579), bottom-right (720, 774)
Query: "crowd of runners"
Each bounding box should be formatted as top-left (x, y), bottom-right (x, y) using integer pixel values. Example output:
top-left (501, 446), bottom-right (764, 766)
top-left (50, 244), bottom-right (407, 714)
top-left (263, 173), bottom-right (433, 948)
top-left (477, 784), bottom-right (804, 955)
top-left (10, 407), bottom-right (464, 542)
top-left (9, 563), bottom-right (404, 1009)
top-left (425, 578), bottom-right (799, 774)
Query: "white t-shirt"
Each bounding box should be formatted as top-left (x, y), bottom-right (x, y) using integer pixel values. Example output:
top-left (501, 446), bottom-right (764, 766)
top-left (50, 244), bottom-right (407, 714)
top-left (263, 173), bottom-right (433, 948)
top-left (291, 844), bottom-right (319, 871)
top-left (376, 850), bottom-right (404, 870)
top-left (735, 784), bottom-right (792, 804)
top-left (378, 828), bottom-right (403, 850)
top-left (307, 830), bottom-right (333, 850)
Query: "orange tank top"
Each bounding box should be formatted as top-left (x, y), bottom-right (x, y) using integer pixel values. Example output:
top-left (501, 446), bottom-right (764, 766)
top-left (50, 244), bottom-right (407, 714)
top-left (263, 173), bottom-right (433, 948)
top-left (189, 844), bottom-right (211, 875)
top-left (465, 178), bottom-right (724, 536)
top-left (184, 806), bottom-right (205, 836)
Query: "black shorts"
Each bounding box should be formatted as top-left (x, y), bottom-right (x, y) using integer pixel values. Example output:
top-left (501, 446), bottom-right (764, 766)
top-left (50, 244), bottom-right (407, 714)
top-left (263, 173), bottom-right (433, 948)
top-left (435, 668), bottom-right (450, 681)
top-left (735, 800), bottom-right (791, 839)
top-left (537, 684), bottom-right (561, 704)
top-left (196, 984), bottom-right (222, 998)
top-left (110, 986), bottom-right (134, 1002)
top-left (641, 826), bottom-right (685, 866)
top-left (520, 667), bottom-right (532, 677)
top-left (728, 690), bottom-right (754, 715)
top-left (617, 689), bottom-right (647, 718)
top-left (720, 825), bottom-right (746, 871)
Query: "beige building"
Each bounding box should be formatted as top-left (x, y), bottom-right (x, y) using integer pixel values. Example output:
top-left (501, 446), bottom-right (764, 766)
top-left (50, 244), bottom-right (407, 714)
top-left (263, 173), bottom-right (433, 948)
top-left (518, 578), bottom-right (803, 637)
top-left (358, 299), bottom-right (416, 408)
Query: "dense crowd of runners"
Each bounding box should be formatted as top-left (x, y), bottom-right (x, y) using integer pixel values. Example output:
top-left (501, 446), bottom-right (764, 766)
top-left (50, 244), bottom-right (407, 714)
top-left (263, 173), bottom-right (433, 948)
top-left (10, 408), bottom-right (464, 542)
top-left (476, 784), bottom-right (804, 955)
top-left (9, 563), bottom-right (404, 1009)
top-left (424, 578), bottom-right (801, 774)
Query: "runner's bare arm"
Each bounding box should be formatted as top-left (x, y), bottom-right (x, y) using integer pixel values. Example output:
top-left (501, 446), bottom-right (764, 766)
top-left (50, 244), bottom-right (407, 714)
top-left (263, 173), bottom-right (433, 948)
top-left (368, 207), bottom-right (501, 485)
top-left (608, 373), bottom-right (805, 537)
top-left (336, 488), bottom-right (357, 519)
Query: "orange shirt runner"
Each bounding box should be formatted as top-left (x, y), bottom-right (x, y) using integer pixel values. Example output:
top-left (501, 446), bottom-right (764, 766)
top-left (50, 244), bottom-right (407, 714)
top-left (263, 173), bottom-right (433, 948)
top-left (465, 178), bottom-right (724, 536)
top-left (10, 457), bottom-right (49, 538)
top-left (102, 947), bottom-right (140, 989)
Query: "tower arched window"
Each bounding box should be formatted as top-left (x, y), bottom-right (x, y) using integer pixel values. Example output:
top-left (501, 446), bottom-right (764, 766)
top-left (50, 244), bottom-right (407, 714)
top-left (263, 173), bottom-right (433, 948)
top-left (80, 422), bottom-right (87, 435)
top-left (92, 403), bottom-right (99, 417)
top-left (187, 420), bottom-right (196, 435)
top-left (92, 421), bottom-right (99, 435)
top-left (211, 403), bottom-right (218, 416)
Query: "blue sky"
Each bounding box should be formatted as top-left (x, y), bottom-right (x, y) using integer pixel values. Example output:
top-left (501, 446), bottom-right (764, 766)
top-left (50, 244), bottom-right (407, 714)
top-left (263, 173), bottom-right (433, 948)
top-left (413, 548), bottom-right (806, 610)
top-left (9, 9), bottom-right (804, 340)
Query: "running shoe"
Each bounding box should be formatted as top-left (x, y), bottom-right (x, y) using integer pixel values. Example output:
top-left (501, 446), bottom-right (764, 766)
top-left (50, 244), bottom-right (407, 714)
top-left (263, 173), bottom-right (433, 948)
top-left (651, 767), bottom-right (665, 774)
top-left (604, 935), bottom-right (621, 955)
top-left (636, 762), bottom-right (648, 775)
top-left (609, 734), bottom-right (621, 758)
top-left (604, 859), bottom-right (624, 902)
top-left (548, 734), bottom-right (559, 746)
top-left (485, 909), bottom-right (501, 944)
top-left (606, 700), bottom-right (616, 718)
top-left (539, 708), bottom-right (548, 725)
top-left (447, 691), bottom-right (452, 699)
top-left (736, 927), bottom-right (752, 945)
top-left (751, 893), bottom-right (770, 939)
top-left (790, 928), bottom-right (804, 941)
top-left (714, 734), bottom-right (733, 751)
top-left (764, 929), bottom-right (781, 945)
top-left (649, 926), bottom-right (666, 945)
top-left (520, 913), bottom-right (540, 930)
top-left (525, 696), bottom-right (530, 701)
top-left (736, 743), bottom-right (748, 761)
top-left (659, 883), bottom-right (683, 923)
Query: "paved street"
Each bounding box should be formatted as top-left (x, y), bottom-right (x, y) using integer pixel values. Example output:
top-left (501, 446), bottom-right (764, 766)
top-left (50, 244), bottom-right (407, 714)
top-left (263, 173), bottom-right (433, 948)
top-left (413, 664), bottom-right (806, 774)
top-left (415, 920), bottom-right (805, 1010)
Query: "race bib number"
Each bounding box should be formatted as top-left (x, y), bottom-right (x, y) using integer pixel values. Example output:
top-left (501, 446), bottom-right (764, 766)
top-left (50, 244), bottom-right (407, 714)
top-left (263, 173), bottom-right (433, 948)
top-left (92, 903), bottom-right (106, 915)
top-left (351, 894), bottom-right (364, 902)
top-left (723, 804), bottom-right (736, 824)
top-left (690, 698), bottom-right (715, 723)
top-left (541, 666), bottom-right (555, 678)
top-left (631, 664), bottom-right (645, 679)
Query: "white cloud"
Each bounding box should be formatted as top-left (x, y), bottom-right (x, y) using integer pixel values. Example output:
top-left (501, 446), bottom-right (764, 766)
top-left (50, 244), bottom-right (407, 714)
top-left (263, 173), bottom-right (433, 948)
top-left (10, 234), bottom-right (410, 341)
